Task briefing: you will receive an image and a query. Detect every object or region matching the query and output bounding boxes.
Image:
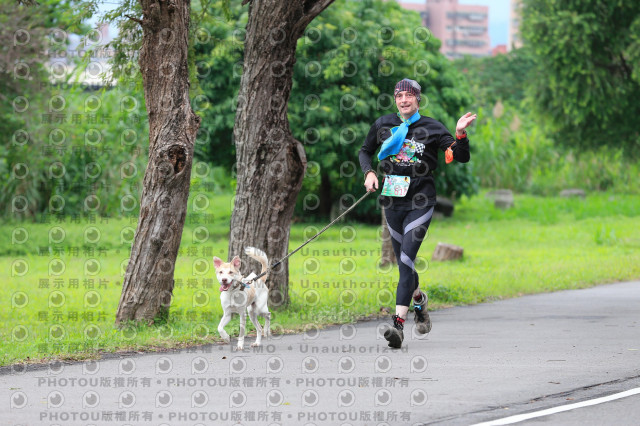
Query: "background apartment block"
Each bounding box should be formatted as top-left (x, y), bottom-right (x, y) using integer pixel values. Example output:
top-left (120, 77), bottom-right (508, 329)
top-left (508, 0), bottom-right (523, 50)
top-left (400, 0), bottom-right (491, 59)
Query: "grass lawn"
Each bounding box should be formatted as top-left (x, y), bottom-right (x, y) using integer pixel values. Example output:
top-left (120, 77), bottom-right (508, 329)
top-left (1, 191), bottom-right (639, 366)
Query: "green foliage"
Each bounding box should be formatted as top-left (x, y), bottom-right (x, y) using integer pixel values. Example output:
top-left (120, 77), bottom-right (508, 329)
top-left (100, 0), bottom-right (233, 97)
top-left (627, 17), bottom-right (640, 84)
top-left (192, 0), bottom-right (247, 168)
top-left (196, 0), bottom-right (478, 221)
top-left (98, 0), bottom-right (238, 166)
top-left (0, 0), bottom-right (120, 219)
top-left (100, 0), bottom-right (143, 86)
top-left (454, 33), bottom-right (639, 196)
top-left (453, 47), bottom-right (536, 109)
top-left (428, 284), bottom-right (464, 304)
top-left (454, 191), bottom-right (640, 225)
top-left (520, 0), bottom-right (640, 150)
top-left (289, 0), bottom-right (477, 221)
top-left (0, 0), bottom-right (91, 164)
top-left (595, 225), bottom-right (618, 246)
top-left (1, 0), bottom-right (241, 220)
top-left (468, 106), bottom-right (640, 195)
top-left (0, 86), bottom-right (150, 218)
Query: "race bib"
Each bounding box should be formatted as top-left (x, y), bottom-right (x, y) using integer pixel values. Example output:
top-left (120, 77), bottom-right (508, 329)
top-left (381, 175), bottom-right (410, 197)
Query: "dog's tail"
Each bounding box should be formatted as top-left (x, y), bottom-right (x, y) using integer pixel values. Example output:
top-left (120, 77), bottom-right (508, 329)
top-left (244, 247), bottom-right (269, 287)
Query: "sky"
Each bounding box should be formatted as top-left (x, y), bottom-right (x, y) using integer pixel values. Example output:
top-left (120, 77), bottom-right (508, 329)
top-left (403, 0), bottom-right (511, 47)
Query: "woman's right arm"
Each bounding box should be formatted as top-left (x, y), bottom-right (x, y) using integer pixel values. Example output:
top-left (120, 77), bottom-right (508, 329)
top-left (359, 121), bottom-right (380, 192)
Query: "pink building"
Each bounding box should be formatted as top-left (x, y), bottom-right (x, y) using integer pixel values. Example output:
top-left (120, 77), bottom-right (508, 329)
top-left (508, 0), bottom-right (523, 51)
top-left (491, 44), bottom-right (507, 56)
top-left (399, 0), bottom-right (491, 59)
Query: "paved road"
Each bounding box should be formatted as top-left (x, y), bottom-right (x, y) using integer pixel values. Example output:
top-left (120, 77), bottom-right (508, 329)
top-left (2, 281), bottom-right (639, 425)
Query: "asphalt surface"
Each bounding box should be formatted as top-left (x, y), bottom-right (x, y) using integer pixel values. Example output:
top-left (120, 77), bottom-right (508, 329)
top-left (2, 280), bottom-right (639, 426)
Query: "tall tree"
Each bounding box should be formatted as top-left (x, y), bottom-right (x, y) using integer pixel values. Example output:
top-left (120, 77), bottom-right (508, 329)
top-left (229, 0), bottom-right (335, 306)
top-left (520, 0), bottom-right (640, 149)
top-left (197, 0), bottom-right (477, 225)
top-left (289, 0), bottom-right (476, 221)
top-left (115, 0), bottom-right (200, 325)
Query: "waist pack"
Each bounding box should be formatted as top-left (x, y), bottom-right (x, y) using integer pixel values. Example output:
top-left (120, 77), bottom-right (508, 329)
top-left (380, 159), bottom-right (432, 178)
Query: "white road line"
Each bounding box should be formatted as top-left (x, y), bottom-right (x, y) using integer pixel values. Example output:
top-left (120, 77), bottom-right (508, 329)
top-left (472, 387), bottom-right (640, 426)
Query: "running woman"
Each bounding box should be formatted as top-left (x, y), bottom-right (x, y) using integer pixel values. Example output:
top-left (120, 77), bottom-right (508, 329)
top-left (359, 78), bottom-right (476, 348)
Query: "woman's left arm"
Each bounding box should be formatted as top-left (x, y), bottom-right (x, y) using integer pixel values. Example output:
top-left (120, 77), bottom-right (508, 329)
top-left (452, 112), bottom-right (477, 163)
top-left (456, 112), bottom-right (477, 138)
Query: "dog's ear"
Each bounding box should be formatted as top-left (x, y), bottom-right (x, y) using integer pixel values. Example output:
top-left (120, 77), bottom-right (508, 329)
top-left (231, 255), bottom-right (241, 269)
top-left (213, 257), bottom-right (223, 268)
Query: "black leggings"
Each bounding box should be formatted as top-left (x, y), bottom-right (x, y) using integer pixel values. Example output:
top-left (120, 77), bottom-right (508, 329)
top-left (385, 206), bottom-right (434, 307)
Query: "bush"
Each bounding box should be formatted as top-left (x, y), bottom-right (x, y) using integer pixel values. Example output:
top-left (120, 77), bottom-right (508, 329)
top-left (0, 86), bottom-right (150, 219)
top-left (470, 105), bottom-right (640, 195)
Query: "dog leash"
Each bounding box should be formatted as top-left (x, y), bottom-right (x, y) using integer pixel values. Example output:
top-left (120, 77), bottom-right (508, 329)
top-left (246, 190), bottom-right (373, 283)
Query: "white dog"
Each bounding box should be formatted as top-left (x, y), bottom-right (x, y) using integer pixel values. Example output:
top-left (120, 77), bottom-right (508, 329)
top-left (213, 247), bottom-right (271, 350)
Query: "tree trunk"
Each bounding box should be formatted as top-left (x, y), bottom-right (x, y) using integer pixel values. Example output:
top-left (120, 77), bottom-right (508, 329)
top-left (380, 209), bottom-right (396, 266)
top-left (319, 172), bottom-right (332, 218)
top-left (231, 0), bottom-right (334, 307)
top-left (115, 0), bottom-right (200, 325)
top-left (432, 243), bottom-right (464, 261)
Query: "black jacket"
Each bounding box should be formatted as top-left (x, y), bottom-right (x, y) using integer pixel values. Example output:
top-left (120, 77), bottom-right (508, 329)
top-left (358, 113), bottom-right (470, 210)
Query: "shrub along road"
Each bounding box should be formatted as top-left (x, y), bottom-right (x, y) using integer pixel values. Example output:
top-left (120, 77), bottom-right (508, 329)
top-left (2, 280), bottom-right (639, 425)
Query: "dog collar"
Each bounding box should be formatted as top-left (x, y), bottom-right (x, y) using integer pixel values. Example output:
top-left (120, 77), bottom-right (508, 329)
top-left (232, 279), bottom-right (251, 290)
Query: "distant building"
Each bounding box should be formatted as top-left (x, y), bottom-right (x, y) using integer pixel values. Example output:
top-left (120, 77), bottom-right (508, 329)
top-left (399, 0), bottom-right (491, 59)
top-left (508, 0), bottom-right (523, 50)
top-left (491, 44), bottom-right (507, 56)
top-left (47, 22), bottom-right (114, 88)
top-left (398, 1), bottom-right (428, 21)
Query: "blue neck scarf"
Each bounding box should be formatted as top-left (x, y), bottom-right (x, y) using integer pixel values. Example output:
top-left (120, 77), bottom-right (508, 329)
top-left (378, 111), bottom-right (421, 160)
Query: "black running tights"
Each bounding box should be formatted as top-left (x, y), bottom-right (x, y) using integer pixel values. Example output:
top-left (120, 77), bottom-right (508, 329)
top-left (384, 206), bottom-right (434, 307)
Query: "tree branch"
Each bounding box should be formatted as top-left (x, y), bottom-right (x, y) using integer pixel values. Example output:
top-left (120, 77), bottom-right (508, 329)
top-left (125, 14), bottom-right (144, 26)
top-left (619, 53), bottom-right (632, 79)
top-left (302, 0), bottom-right (335, 20)
top-left (293, 0), bottom-right (335, 38)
